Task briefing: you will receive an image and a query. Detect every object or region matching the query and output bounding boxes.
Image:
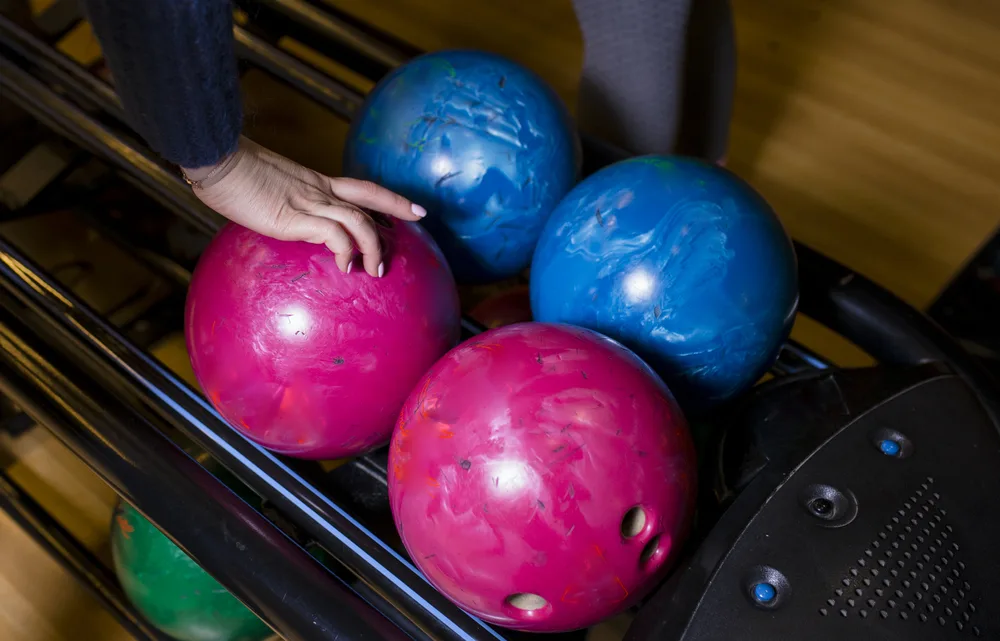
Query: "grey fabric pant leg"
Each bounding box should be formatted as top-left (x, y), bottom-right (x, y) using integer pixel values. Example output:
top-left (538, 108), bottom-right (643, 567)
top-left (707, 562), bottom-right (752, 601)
top-left (571, 0), bottom-right (736, 161)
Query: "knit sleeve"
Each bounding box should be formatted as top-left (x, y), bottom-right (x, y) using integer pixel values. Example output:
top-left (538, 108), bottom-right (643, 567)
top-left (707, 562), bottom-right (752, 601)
top-left (80, 0), bottom-right (243, 168)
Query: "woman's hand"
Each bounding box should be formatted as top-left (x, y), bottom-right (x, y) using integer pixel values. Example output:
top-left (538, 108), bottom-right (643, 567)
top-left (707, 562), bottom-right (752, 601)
top-left (183, 137), bottom-right (426, 277)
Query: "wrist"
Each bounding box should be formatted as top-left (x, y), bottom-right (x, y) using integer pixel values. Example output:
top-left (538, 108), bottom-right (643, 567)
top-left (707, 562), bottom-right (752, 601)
top-left (181, 138), bottom-right (246, 190)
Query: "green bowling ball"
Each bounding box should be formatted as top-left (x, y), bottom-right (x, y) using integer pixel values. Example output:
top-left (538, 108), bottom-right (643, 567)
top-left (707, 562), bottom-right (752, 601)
top-left (110, 500), bottom-right (273, 641)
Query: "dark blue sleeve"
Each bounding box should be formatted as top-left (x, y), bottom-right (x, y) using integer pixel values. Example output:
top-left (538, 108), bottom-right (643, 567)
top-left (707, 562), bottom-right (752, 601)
top-left (80, 0), bottom-right (243, 168)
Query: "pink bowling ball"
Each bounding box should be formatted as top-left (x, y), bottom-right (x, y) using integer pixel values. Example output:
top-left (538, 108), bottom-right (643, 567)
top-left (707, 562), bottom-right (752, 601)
top-left (388, 322), bottom-right (698, 632)
top-left (185, 220), bottom-right (461, 459)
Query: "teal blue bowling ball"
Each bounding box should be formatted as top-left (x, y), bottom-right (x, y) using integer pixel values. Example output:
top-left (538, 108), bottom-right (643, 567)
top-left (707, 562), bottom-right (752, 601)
top-left (530, 156), bottom-right (798, 411)
top-left (343, 50), bottom-right (580, 284)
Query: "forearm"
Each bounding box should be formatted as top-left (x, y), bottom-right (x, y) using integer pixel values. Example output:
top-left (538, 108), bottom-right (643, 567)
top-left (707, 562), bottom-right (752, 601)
top-left (80, 0), bottom-right (242, 168)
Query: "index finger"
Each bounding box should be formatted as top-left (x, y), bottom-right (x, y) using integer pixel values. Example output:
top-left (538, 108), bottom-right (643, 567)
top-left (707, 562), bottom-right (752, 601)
top-left (329, 177), bottom-right (427, 222)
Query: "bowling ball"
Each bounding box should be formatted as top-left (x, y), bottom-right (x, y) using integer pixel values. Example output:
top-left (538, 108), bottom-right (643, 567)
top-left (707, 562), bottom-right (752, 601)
top-left (530, 156), bottom-right (798, 411)
top-left (111, 500), bottom-right (272, 641)
top-left (185, 220), bottom-right (461, 459)
top-left (468, 285), bottom-right (533, 328)
top-left (388, 322), bottom-right (697, 632)
top-left (343, 49), bottom-right (580, 284)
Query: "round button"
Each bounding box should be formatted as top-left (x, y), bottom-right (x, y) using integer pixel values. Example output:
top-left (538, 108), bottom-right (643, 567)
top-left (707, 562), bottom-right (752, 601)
top-left (879, 439), bottom-right (902, 457)
top-left (743, 566), bottom-right (789, 610)
top-left (753, 583), bottom-right (777, 604)
top-left (870, 427), bottom-right (913, 459)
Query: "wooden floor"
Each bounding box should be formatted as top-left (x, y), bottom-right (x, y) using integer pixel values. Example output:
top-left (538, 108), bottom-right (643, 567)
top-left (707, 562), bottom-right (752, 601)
top-left (3, 0), bottom-right (1000, 639)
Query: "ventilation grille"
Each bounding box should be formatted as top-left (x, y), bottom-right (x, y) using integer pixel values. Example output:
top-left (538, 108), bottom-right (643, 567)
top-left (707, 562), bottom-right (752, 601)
top-left (818, 477), bottom-right (982, 637)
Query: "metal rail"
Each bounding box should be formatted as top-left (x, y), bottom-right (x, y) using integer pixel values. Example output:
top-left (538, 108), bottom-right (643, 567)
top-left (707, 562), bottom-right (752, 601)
top-left (0, 469), bottom-right (172, 641)
top-left (233, 24), bottom-right (363, 118)
top-left (0, 13), bottom-right (364, 224)
top-left (0, 14), bottom-right (124, 117)
top-left (0, 14), bottom-right (363, 121)
top-left (239, 0), bottom-right (412, 70)
top-left (0, 55), bottom-right (220, 236)
top-left (0, 40), bottom-right (507, 641)
top-left (0, 301), bottom-right (406, 641)
top-left (0, 216), bottom-right (499, 641)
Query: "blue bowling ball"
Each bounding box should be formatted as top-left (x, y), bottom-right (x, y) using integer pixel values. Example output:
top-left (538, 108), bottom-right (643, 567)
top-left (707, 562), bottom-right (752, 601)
top-left (343, 50), bottom-right (580, 283)
top-left (530, 156), bottom-right (798, 410)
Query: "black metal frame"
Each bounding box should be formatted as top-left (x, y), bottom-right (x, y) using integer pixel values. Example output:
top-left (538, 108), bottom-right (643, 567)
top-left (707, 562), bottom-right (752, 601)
top-left (0, 6), bottom-right (995, 641)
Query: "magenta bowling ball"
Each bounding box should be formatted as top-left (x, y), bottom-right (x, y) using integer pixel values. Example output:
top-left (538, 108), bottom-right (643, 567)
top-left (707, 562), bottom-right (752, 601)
top-left (388, 322), bottom-right (697, 632)
top-left (185, 221), bottom-right (461, 460)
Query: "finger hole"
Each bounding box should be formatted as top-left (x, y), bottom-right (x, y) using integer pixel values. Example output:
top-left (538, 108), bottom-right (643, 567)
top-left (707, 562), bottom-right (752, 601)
top-left (506, 593), bottom-right (547, 611)
top-left (365, 208), bottom-right (394, 229)
top-left (621, 506), bottom-right (647, 539)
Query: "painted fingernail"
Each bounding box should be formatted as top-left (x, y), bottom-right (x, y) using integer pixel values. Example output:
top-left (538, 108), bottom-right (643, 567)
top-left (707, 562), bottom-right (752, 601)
top-left (377, 262), bottom-right (385, 278)
top-left (411, 203), bottom-right (427, 218)
top-left (346, 261), bottom-right (353, 274)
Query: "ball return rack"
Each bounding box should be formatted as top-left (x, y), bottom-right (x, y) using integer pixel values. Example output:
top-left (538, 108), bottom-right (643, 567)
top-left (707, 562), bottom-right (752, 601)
top-left (0, 4), bottom-right (997, 641)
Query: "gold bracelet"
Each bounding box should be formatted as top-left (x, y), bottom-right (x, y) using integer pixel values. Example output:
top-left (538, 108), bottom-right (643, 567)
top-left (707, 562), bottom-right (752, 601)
top-left (181, 146), bottom-right (242, 190)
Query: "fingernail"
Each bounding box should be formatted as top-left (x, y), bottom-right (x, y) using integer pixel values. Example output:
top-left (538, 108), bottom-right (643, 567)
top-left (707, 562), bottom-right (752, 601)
top-left (411, 203), bottom-right (427, 218)
top-left (377, 262), bottom-right (385, 278)
top-left (347, 261), bottom-right (353, 274)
